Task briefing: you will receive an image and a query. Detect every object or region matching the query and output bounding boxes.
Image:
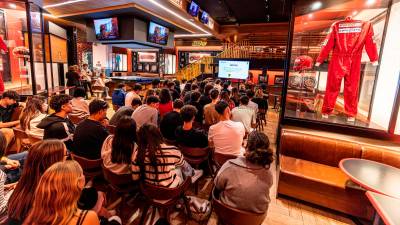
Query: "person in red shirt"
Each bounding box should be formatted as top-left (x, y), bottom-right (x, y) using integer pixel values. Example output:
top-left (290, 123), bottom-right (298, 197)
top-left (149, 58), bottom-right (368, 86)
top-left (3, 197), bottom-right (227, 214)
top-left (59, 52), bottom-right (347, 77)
top-left (316, 17), bottom-right (378, 120)
top-left (158, 88), bottom-right (173, 118)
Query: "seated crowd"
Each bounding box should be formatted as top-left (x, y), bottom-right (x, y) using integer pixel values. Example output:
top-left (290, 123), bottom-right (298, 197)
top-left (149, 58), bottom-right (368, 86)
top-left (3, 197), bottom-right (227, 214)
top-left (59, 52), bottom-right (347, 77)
top-left (0, 77), bottom-right (273, 224)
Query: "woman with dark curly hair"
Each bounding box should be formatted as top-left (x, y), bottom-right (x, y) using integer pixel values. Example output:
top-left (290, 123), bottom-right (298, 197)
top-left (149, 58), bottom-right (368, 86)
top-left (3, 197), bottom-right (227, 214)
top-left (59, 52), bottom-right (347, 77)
top-left (214, 130), bottom-right (273, 214)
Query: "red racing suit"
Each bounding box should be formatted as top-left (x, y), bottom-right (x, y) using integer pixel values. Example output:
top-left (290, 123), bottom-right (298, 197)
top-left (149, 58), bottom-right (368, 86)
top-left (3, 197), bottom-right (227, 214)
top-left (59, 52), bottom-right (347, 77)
top-left (0, 36), bottom-right (7, 94)
top-left (316, 18), bottom-right (378, 116)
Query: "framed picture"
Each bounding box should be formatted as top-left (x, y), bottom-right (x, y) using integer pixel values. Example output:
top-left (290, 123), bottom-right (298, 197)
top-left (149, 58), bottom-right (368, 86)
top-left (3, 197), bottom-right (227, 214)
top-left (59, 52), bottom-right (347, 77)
top-left (274, 75), bottom-right (284, 85)
top-left (258, 74), bottom-right (269, 84)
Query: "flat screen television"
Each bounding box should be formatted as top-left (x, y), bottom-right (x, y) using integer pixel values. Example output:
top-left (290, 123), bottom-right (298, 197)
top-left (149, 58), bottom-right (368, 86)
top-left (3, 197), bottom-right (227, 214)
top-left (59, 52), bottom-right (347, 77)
top-left (218, 60), bottom-right (250, 80)
top-left (200, 11), bottom-right (209, 24)
top-left (188, 1), bottom-right (200, 17)
top-left (94, 17), bottom-right (119, 40)
top-left (148, 21), bottom-right (169, 45)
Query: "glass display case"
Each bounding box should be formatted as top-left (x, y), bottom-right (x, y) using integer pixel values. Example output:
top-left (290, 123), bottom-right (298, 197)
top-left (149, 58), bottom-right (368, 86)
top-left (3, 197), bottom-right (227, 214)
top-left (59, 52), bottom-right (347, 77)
top-left (0, 1), bottom-right (48, 96)
top-left (283, 0), bottom-right (400, 135)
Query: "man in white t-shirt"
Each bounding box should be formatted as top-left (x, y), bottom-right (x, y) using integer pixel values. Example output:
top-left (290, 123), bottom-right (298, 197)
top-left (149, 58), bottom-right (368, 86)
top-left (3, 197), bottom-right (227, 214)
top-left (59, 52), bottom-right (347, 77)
top-left (208, 100), bottom-right (245, 156)
top-left (125, 84), bottom-right (142, 107)
top-left (231, 95), bottom-right (256, 133)
top-left (246, 89), bottom-right (258, 114)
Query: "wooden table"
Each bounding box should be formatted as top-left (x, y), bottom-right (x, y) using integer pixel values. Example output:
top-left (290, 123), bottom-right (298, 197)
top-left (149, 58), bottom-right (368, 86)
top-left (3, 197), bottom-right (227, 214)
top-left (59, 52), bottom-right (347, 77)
top-left (366, 191), bottom-right (400, 225)
top-left (339, 158), bottom-right (400, 199)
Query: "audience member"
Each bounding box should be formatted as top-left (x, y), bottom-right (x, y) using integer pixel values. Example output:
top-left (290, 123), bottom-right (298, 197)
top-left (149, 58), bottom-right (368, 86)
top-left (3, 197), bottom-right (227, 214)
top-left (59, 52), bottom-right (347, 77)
top-left (23, 161), bottom-right (101, 225)
top-left (180, 79), bottom-right (187, 93)
top-left (214, 79), bottom-right (222, 91)
top-left (231, 96), bottom-right (256, 133)
top-left (158, 88), bottom-right (173, 118)
top-left (181, 82), bottom-right (191, 98)
top-left (93, 73), bottom-right (111, 99)
top-left (0, 91), bottom-right (20, 145)
top-left (66, 65), bottom-right (81, 96)
top-left (111, 84), bottom-right (126, 108)
top-left (131, 96), bottom-right (159, 129)
top-left (109, 98), bottom-right (141, 126)
top-left (73, 100), bottom-right (109, 160)
top-left (246, 89), bottom-right (258, 113)
top-left (167, 82), bottom-right (180, 100)
top-left (214, 131), bottom-right (273, 213)
top-left (173, 80), bottom-right (181, 95)
top-left (204, 89), bottom-right (220, 128)
top-left (199, 83), bottom-right (213, 109)
top-left (183, 83), bottom-right (198, 104)
top-left (19, 96), bottom-right (47, 139)
top-left (70, 87), bottom-right (90, 121)
top-left (230, 87), bottom-right (240, 107)
top-left (151, 79), bottom-right (161, 94)
top-left (160, 99), bottom-right (183, 141)
top-left (0, 132), bottom-right (14, 219)
top-left (175, 105), bottom-right (208, 148)
top-left (132, 124), bottom-right (202, 187)
top-left (80, 63), bottom-right (93, 97)
top-left (125, 84), bottom-right (142, 107)
top-left (208, 101), bottom-right (245, 156)
top-left (8, 140), bottom-right (67, 224)
top-left (220, 90), bottom-right (235, 110)
top-left (143, 89), bottom-right (156, 102)
top-left (188, 91), bottom-right (203, 124)
top-left (102, 116), bottom-right (137, 175)
top-left (38, 94), bottom-right (75, 151)
top-left (252, 88), bottom-right (268, 111)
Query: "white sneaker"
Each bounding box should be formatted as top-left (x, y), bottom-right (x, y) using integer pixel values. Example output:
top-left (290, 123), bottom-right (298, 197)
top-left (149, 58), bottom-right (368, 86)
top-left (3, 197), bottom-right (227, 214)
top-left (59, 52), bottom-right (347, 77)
top-left (322, 114), bottom-right (329, 119)
top-left (191, 169), bottom-right (203, 183)
top-left (347, 117), bottom-right (355, 122)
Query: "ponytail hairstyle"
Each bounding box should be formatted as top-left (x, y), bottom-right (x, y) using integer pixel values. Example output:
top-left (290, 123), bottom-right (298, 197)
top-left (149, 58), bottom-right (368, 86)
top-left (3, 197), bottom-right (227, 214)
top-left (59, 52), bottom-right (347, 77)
top-left (245, 131), bottom-right (274, 167)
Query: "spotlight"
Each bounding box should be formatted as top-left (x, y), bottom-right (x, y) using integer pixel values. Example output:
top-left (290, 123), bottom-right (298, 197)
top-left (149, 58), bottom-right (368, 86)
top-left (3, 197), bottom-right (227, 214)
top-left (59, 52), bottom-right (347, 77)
top-left (9, 3), bottom-right (17, 9)
top-left (366, 0), bottom-right (376, 6)
top-left (311, 1), bottom-right (322, 10)
top-left (352, 11), bottom-right (358, 16)
top-left (308, 14), bottom-right (313, 18)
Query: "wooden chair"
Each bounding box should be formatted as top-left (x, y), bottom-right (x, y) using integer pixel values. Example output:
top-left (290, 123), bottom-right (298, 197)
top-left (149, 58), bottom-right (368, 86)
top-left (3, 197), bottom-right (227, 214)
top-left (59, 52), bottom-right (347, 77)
top-left (139, 178), bottom-right (192, 225)
top-left (71, 152), bottom-right (103, 182)
top-left (12, 128), bottom-right (30, 153)
top-left (106, 125), bottom-right (116, 134)
top-left (212, 151), bottom-right (237, 172)
top-left (212, 190), bottom-right (267, 225)
top-left (102, 165), bottom-right (139, 213)
top-left (69, 115), bottom-right (86, 125)
top-left (179, 146), bottom-right (209, 194)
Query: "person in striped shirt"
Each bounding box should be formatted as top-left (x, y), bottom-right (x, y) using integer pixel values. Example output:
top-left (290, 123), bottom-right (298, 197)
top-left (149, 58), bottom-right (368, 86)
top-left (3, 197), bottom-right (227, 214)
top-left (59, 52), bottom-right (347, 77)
top-left (131, 123), bottom-right (202, 188)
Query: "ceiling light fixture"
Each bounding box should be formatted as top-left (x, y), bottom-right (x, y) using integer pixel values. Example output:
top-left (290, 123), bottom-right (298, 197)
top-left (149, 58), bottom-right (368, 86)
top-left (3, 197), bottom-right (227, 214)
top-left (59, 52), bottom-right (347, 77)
top-left (43, 0), bottom-right (87, 9)
top-left (308, 14), bottom-right (313, 18)
top-left (174, 33), bottom-right (213, 38)
top-left (352, 11), bottom-right (358, 16)
top-left (9, 3), bottom-right (17, 9)
top-left (148, 0), bottom-right (210, 34)
top-left (311, 1), bottom-right (322, 10)
top-left (366, 0), bottom-right (376, 6)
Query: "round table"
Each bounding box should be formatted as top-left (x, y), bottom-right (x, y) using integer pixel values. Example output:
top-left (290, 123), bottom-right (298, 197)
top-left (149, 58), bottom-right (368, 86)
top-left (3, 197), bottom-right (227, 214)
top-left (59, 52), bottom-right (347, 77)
top-left (339, 158), bottom-right (400, 199)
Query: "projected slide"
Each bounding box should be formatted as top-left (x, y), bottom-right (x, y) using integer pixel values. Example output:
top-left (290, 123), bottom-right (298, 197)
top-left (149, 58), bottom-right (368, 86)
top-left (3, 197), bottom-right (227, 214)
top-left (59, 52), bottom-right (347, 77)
top-left (218, 60), bottom-right (250, 79)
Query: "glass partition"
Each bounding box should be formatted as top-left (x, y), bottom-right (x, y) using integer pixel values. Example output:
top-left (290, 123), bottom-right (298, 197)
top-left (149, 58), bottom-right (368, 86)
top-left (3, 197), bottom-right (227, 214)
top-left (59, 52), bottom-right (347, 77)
top-left (284, 0), bottom-right (391, 130)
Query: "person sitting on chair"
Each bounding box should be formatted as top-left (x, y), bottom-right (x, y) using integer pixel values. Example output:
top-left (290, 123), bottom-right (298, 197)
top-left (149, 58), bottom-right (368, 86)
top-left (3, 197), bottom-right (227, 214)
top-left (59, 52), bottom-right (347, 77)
top-left (93, 73), bottom-right (111, 100)
top-left (175, 105), bottom-right (208, 148)
top-left (214, 131), bottom-right (273, 214)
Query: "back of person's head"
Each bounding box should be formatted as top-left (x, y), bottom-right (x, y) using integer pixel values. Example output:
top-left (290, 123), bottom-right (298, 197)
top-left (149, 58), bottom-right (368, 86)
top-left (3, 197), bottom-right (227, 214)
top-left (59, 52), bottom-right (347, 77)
top-left (210, 89), bottom-right (220, 100)
top-left (2, 90), bottom-right (19, 102)
top-left (190, 91), bottom-right (201, 102)
top-left (182, 79), bottom-right (187, 84)
top-left (68, 65), bottom-right (74, 71)
top-left (73, 87), bottom-right (86, 98)
top-left (146, 95), bottom-right (160, 105)
top-left (112, 116), bottom-right (136, 164)
top-left (240, 95), bottom-right (250, 105)
top-left (246, 89), bottom-right (255, 99)
top-left (136, 123), bottom-right (163, 170)
top-left (204, 84), bottom-right (214, 96)
top-left (117, 84), bottom-right (125, 89)
top-left (180, 105), bottom-right (197, 123)
top-left (167, 82), bottom-right (175, 89)
top-left (162, 79), bottom-right (169, 87)
top-left (174, 79), bottom-right (180, 87)
top-left (215, 100), bottom-right (229, 115)
top-left (173, 99), bottom-right (184, 109)
top-left (20, 96), bottom-right (45, 130)
top-left (159, 88), bottom-right (172, 104)
top-left (183, 83), bottom-right (192, 92)
top-left (152, 78), bottom-right (160, 87)
top-left (231, 87), bottom-right (238, 95)
top-left (131, 98), bottom-right (142, 108)
top-left (23, 161), bottom-right (84, 225)
top-left (0, 131), bottom-right (6, 158)
top-left (89, 99), bottom-right (109, 115)
top-left (133, 84), bottom-right (142, 92)
top-left (220, 90), bottom-right (230, 102)
top-left (223, 82), bottom-right (229, 90)
top-left (191, 83), bottom-right (199, 91)
top-left (8, 139), bottom-right (66, 221)
top-left (215, 79), bottom-right (221, 85)
top-left (246, 131), bottom-right (273, 166)
top-left (50, 94), bottom-right (72, 113)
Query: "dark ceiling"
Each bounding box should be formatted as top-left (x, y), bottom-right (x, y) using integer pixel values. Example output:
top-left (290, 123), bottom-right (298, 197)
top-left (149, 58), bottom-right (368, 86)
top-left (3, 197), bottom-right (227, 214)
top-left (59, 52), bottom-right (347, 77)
top-left (194, 0), bottom-right (290, 25)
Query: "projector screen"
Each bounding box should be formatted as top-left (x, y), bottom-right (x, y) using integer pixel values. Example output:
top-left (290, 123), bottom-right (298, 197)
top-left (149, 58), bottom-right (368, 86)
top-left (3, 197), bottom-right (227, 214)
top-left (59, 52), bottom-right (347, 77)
top-left (218, 60), bottom-right (250, 79)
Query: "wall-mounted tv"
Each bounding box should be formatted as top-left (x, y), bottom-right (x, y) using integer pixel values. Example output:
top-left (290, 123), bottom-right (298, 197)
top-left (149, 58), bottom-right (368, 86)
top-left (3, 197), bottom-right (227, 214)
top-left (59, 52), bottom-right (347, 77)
top-left (94, 17), bottom-right (119, 40)
top-left (200, 11), bottom-right (209, 24)
top-left (148, 21), bottom-right (169, 45)
top-left (218, 60), bottom-right (250, 80)
top-left (188, 1), bottom-right (200, 17)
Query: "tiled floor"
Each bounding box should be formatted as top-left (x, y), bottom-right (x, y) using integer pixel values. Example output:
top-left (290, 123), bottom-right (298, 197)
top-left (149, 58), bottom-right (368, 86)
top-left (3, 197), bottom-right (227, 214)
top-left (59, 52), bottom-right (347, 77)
top-left (105, 104), bottom-right (357, 225)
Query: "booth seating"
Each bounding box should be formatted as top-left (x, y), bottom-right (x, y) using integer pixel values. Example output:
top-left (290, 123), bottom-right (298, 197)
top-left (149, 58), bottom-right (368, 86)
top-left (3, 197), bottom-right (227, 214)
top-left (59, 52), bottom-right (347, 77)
top-left (277, 130), bottom-right (400, 220)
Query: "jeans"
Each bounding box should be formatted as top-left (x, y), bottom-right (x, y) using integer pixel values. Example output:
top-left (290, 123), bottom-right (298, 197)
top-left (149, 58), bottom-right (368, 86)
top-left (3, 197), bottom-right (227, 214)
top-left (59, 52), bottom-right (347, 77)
top-left (82, 80), bottom-right (93, 96)
top-left (5, 151), bottom-right (28, 184)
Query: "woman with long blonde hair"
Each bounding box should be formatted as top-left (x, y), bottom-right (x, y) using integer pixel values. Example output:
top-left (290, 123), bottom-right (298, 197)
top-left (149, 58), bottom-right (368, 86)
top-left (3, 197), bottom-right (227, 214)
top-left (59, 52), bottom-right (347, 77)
top-left (23, 160), bottom-right (100, 225)
top-left (19, 96), bottom-right (47, 139)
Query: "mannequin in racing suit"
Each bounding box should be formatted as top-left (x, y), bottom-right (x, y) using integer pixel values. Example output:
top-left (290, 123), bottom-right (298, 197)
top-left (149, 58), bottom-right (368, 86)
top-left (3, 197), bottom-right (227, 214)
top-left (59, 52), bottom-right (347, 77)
top-left (315, 17), bottom-right (379, 119)
top-left (0, 36), bottom-right (7, 93)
